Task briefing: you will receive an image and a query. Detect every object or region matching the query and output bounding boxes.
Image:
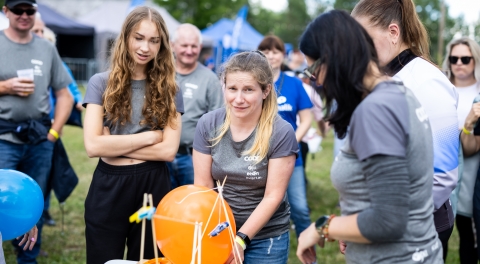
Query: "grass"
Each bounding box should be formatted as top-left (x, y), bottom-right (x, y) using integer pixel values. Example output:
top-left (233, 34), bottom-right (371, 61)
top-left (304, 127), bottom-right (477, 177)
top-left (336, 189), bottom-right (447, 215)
top-left (2, 108), bottom-right (461, 264)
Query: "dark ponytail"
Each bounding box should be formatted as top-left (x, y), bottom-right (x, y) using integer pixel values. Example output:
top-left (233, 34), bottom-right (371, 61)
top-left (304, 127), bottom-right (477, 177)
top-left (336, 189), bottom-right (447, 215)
top-left (352, 0), bottom-right (431, 61)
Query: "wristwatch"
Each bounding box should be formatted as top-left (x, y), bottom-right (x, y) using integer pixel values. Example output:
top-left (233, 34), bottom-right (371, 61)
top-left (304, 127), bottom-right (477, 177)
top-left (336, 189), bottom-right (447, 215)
top-left (236, 232), bottom-right (251, 246)
top-left (315, 215), bottom-right (330, 237)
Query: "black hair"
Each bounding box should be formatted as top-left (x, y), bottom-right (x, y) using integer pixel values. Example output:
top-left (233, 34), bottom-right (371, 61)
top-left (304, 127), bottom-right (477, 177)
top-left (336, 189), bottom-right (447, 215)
top-left (299, 10), bottom-right (379, 139)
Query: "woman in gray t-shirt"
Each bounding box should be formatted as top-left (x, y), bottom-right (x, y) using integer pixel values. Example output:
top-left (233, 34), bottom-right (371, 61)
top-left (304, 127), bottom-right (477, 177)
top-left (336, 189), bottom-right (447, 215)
top-left (82, 7), bottom-right (184, 264)
top-left (295, 10), bottom-right (442, 263)
top-left (193, 51), bottom-right (299, 264)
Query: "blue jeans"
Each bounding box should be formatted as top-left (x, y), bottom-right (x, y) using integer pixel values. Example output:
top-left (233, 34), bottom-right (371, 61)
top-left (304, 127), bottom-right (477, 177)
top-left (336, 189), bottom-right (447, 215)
top-left (167, 153), bottom-right (194, 189)
top-left (0, 139), bottom-right (54, 264)
top-left (287, 166), bottom-right (311, 237)
top-left (243, 231), bottom-right (289, 264)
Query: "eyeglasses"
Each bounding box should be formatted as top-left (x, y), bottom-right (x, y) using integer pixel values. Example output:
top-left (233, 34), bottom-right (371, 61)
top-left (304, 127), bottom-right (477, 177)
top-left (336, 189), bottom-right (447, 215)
top-left (449, 56), bottom-right (473, 65)
top-left (303, 59), bottom-right (323, 92)
top-left (9, 8), bottom-right (36, 16)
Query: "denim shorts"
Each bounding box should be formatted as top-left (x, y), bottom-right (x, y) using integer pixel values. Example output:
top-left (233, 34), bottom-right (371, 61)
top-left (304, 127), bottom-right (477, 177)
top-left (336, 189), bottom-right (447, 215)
top-left (243, 231), bottom-right (290, 264)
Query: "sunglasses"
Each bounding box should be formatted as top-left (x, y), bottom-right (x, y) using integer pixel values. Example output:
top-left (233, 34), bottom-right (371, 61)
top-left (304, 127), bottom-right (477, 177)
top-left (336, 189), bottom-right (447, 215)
top-left (449, 56), bottom-right (473, 65)
top-left (303, 59), bottom-right (323, 92)
top-left (9, 8), bottom-right (36, 16)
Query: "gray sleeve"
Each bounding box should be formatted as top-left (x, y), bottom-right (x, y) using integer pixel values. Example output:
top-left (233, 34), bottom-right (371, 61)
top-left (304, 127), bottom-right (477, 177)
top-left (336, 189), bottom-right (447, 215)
top-left (0, 232), bottom-right (5, 264)
top-left (82, 73), bottom-right (107, 107)
top-left (269, 120), bottom-right (299, 159)
top-left (49, 46), bottom-right (72, 91)
top-left (206, 75), bottom-right (223, 112)
top-left (357, 155), bottom-right (409, 242)
top-left (193, 113), bottom-right (213, 154)
top-left (350, 95), bottom-right (408, 161)
top-left (175, 87), bottom-right (185, 115)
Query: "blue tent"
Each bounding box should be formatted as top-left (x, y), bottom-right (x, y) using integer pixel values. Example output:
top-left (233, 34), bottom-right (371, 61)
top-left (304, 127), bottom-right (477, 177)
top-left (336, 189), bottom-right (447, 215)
top-left (201, 18), bottom-right (264, 52)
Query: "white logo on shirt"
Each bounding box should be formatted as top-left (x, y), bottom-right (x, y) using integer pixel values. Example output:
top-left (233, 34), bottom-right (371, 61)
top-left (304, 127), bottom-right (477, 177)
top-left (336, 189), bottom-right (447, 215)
top-left (415, 107), bottom-right (429, 123)
top-left (244, 155), bottom-right (260, 161)
top-left (184, 88), bottom-right (193, 99)
top-left (246, 164), bottom-right (261, 179)
top-left (31, 59), bottom-right (43, 65)
top-left (185, 83), bottom-right (198, 89)
top-left (277, 96), bottom-right (287, 104)
top-left (411, 248), bottom-right (429, 262)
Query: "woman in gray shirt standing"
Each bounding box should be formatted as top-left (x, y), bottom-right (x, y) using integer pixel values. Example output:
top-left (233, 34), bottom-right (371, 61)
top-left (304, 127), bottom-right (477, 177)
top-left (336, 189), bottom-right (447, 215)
top-left (193, 51), bottom-right (299, 264)
top-left (295, 10), bottom-right (442, 264)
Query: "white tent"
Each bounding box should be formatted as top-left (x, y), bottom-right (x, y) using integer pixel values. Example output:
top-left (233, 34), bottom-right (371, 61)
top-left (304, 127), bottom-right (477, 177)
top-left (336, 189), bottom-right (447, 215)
top-left (0, 12), bottom-right (9, 30)
top-left (77, 0), bottom-right (181, 71)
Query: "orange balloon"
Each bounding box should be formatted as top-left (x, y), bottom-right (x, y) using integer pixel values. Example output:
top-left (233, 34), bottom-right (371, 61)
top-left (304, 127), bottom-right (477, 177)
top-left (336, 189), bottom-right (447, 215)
top-left (144, 258), bottom-right (172, 264)
top-left (154, 185), bottom-right (236, 264)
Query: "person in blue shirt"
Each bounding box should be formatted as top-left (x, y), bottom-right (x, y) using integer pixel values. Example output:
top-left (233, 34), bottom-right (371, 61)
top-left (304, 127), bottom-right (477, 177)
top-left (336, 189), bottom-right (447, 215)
top-left (36, 25), bottom-right (83, 226)
top-left (258, 35), bottom-right (314, 240)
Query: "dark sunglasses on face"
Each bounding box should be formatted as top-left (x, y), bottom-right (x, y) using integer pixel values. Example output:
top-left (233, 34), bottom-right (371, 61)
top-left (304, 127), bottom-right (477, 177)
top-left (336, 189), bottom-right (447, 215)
top-left (449, 56), bottom-right (473, 65)
top-left (9, 8), bottom-right (36, 16)
top-left (303, 59), bottom-right (324, 92)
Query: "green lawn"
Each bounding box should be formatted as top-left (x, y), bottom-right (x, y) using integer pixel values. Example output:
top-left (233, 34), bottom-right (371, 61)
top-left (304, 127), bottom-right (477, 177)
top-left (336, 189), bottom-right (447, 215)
top-left (3, 118), bottom-right (461, 264)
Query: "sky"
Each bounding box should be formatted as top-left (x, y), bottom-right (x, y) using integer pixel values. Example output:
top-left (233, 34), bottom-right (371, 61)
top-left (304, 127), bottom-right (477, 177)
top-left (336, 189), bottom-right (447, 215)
top-left (256, 0), bottom-right (480, 25)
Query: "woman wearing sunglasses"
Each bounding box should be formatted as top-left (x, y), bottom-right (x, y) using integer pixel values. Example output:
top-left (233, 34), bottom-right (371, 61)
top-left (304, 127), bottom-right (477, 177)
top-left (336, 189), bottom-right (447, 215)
top-left (351, 0), bottom-right (459, 260)
top-left (296, 10), bottom-right (443, 264)
top-left (449, 37), bottom-right (480, 263)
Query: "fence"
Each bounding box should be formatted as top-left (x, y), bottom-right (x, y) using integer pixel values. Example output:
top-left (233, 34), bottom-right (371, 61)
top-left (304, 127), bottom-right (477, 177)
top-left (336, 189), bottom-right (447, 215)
top-left (62, 58), bottom-right (97, 86)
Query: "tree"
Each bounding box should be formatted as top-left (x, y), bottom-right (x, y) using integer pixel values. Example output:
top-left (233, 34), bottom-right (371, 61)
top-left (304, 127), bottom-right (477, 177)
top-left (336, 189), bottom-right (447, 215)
top-left (276, 0), bottom-right (312, 47)
top-left (155, 0), bottom-right (248, 30)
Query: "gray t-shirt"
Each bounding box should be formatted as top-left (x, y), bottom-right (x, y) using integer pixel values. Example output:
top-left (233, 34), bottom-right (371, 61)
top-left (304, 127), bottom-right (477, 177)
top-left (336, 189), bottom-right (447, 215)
top-left (83, 71), bottom-right (184, 134)
top-left (0, 232), bottom-right (4, 264)
top-left (193, 108), bottom-right (298, 239)
top-left (0, 31), bottom-right (72, 143)
top-left (177, 64), bottom-right (223, 147)
top-left (331, 81), bottom-right (443, 263)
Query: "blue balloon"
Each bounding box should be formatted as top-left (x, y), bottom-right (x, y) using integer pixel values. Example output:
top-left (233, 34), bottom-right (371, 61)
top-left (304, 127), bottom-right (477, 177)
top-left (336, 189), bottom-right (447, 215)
top-left (0, 169), bottom-right (44, 241)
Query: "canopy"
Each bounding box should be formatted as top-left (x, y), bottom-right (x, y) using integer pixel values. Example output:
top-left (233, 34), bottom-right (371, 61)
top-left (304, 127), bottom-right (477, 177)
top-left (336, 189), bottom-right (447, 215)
top-left (77, 0), bottom-right (179, 36)
top-left (201, 18), bottom-right (264, 51)
top-left (38, 3), bottom-right (94, 36)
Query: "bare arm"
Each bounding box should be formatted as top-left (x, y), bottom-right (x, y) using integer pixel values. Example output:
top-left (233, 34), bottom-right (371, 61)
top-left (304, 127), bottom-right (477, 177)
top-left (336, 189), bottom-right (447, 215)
top-left (461, 102), bottom-right (480, 156)
top-left (0, 77), bottom-right (35, 96)
top-left (238, 155), bottom-right (296, 239)
top-left (296, 109), bottom-right (313, 142)
top-left (193, 150), bottom-right (215, 189)
top-left (123, 113), bottom-right (182, 162)
top-left (49, 88), bottom-right (74, 141)
top-left (83, 104), bottom-right (162, 158)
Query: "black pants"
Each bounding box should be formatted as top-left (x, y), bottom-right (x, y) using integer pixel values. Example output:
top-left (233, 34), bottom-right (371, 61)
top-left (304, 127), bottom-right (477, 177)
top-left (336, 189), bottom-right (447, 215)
top-left (456, 215), bottom-right (479, 264)
top-left (438, 225), bottom-right (454, 261)
top-left (300, 141), bottom-right (309, 170)
top-left (85, 159), bottom-right (170, 264)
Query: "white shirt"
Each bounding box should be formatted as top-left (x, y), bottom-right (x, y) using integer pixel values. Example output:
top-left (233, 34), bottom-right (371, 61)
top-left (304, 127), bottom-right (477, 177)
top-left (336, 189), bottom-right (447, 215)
top-left (456, 82), bottom-right (480, 128)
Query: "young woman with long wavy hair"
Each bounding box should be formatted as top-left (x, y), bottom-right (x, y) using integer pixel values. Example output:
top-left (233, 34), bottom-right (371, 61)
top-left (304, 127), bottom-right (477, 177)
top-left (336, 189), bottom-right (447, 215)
top-left (82, 7), bottom-right (183, 264)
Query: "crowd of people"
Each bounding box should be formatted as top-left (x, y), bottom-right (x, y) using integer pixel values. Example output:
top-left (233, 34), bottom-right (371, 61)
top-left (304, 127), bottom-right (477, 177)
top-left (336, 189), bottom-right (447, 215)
top-left (2, 0), bottom-right (480, 263)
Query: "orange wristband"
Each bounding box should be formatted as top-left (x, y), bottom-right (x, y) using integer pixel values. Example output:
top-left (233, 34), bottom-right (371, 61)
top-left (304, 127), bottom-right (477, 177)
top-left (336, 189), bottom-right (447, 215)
top-left (322, 214), bottom-right (336, 242)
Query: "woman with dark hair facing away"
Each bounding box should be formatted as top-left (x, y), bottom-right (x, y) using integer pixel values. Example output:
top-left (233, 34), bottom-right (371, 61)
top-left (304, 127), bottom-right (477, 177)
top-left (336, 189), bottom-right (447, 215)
top-left (451, 37), bottom-right (480, 262)
top-left (193, 51), bottom-right (298, 264)
top-left (82, 7), bottom-right (184, 264)
top-left (257, 35), bottom-right (314, 241)
top-left (295, 10), bottom-right (442, 264)
top-left (352, 0), bottom-right (459, 259)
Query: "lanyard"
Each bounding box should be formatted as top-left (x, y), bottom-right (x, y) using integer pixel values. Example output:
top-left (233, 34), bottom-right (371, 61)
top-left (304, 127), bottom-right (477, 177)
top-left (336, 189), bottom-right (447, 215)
top-left (276, 72), bottom-right (285, 95)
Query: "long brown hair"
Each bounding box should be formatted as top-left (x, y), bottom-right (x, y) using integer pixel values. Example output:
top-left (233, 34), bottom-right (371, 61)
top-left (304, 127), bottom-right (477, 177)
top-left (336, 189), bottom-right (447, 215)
top-left (103, 6), bottom-right (178, 130)
top-left (212, 51), bottom-right (278, 163)
top-left (352, 0), bottom-right (431, 61)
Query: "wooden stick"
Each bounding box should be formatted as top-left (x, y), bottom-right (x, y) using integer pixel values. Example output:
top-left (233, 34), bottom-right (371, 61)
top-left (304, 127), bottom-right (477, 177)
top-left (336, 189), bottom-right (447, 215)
top-left (218, 179), bottom-right (241, 264)
top-left (197, 222), bottom-right (203, 264)
top-left (148, 194), bottom-right (159, 264)
top-left (139, 193), bottom-right (148, 263)
top-left (191, 222), bottom-right (199, 264)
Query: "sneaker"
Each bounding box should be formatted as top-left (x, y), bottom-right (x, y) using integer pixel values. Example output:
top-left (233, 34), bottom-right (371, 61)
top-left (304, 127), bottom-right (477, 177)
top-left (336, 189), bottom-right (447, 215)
top-left (42, 211), bottom-right (56, 226)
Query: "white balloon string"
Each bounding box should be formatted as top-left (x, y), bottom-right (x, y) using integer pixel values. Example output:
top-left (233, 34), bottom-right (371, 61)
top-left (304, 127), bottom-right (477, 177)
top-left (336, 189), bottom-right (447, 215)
top-left (175, 187), bottom-right (219, 205)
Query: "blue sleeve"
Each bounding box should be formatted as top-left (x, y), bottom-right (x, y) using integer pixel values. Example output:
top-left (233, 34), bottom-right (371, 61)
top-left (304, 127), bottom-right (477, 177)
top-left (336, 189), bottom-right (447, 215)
top-left (63, 63), bottom-right (83, 103)
top-left (295, 78), bottom-right (313, 111)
